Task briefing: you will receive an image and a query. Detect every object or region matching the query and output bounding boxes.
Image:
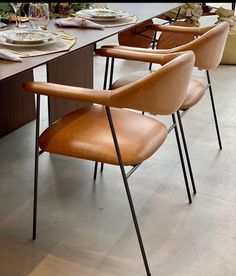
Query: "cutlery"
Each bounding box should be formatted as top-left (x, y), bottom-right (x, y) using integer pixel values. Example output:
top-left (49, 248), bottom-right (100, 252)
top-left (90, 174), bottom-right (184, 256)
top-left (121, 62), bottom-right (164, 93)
top-left (54, 31), bottom-right (76, 41)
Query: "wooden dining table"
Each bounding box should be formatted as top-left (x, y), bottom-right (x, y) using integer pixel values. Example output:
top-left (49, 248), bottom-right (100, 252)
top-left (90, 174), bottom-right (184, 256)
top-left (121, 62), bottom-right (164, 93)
top-left (0, 3), bottom-right (182, 138)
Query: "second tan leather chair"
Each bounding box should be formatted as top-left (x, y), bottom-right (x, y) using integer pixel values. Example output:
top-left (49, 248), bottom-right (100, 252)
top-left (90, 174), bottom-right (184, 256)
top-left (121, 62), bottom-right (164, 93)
top-left (101, 22), bottom-right (229, 149)
top-left (23, 51), bottom-right (194, 276)
top-left (95, 21), bottom-right (229, 200)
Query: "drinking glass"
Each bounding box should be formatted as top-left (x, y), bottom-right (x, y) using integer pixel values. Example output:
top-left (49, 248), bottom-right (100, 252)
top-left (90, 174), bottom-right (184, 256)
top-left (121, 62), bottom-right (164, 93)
top-left (28, 3), bottom-right (49, 30)
top-left (10, 2), bottom-right (24, 29)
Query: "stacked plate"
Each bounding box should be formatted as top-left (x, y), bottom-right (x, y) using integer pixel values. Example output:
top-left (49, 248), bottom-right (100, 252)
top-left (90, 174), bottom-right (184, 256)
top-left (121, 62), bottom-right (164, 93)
top-left (0, 29), bottom-right (59, 48)
top-left (76, 8), bottom-right (130, 22)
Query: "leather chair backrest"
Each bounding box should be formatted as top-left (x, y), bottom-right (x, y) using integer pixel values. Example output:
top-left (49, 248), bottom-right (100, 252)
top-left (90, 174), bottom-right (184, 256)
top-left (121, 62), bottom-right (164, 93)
top-left (171, 22), bottom-right (229, 69)
top-left (157, 21), bottom-right (195, 50)
top-left (109, 51), bottom-right (195, 115)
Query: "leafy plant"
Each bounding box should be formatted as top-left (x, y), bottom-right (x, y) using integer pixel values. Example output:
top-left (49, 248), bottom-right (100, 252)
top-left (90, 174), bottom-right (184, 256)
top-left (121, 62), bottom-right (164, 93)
top-left (49, 3), bottom-right (91, 14)
top-left (0, 3), bottom-right (14, 23)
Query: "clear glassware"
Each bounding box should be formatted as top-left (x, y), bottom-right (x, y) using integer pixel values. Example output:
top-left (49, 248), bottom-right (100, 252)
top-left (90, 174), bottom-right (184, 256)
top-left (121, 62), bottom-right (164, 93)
top-left (28, 3), bottom-right (49, 30)
top-left (10, 2), bottom-right (24, 29)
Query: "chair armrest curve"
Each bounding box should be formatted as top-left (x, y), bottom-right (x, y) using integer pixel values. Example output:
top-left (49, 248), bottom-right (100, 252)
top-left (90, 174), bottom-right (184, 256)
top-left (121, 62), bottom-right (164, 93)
top-left (146, 23), bottom-right (214, 36)
top-left (96, 47), bottom-right (185, 65)
top-left (22, 82), bottom-right (111, 106)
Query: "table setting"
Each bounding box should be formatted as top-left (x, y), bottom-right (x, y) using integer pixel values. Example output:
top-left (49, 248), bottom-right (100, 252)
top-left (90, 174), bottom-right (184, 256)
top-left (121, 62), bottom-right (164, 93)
top-left (0, 2), bottom-right (181, 138)
top-left (75, 7), bottom-right (138, 28)
top-left (0, 3), bottom-right (138, 62)
top-left (0, 3), bottom-right (78, 61)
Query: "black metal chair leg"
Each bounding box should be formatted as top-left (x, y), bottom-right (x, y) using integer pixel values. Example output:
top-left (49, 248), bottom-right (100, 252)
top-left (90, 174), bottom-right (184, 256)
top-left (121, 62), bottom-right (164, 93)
top-left (33, 94), bottom-right (41, 240)
top-left (93, 57), bottom-right (112, 178)
top-left (172, 113), bottom-right (192, 204)
top-left (98, 58), bottom-right (116, 175)
top-left (100, 162), bottom-right (104, 172)
top-left (206, 70), bottom-right (222, 150)
top-left (93, 161), bottom-right (98, 180)
top-left (149, 30), bottom-right (157, 71)
top-left (105, 106), bottom-right (151, 276)
top-left (177, 111), bottom-right (196, 195)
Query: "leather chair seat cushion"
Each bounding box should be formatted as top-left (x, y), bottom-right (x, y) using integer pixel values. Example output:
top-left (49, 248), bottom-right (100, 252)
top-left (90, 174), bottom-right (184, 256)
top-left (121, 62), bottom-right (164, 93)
top-left (179, 78), bottom-right (205, 110)
top-left (39, 105), bottom-right (168, 166)
top-left (112, 70), bottom-right (151, 90)
top-left (112, 70), bottom-right (205, 111)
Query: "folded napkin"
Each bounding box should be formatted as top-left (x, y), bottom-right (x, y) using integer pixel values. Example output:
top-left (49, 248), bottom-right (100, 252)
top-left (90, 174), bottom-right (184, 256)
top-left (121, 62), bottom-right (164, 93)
top-left (0, 49), bottom-right (22, 62)
top-left (56, 17), bottom-right (104, 30)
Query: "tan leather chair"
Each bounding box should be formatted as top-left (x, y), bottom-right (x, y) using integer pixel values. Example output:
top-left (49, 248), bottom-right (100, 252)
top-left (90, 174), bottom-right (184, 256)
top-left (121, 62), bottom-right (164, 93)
top-left (95, 21), bottom-right (229, 200)
top-left (23, 51), bottom-right (194, 276)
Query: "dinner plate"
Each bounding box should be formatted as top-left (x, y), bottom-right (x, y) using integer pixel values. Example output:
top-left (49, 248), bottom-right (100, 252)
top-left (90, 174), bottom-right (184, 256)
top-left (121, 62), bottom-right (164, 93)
top-left (76, 8), bottom-right (130, 22)
top-left (87, 9), bottom-right (119, 19)
top-left (2, 30), bottom-right (56, 45)
top-left (0, 30), bottom-right (59, 48)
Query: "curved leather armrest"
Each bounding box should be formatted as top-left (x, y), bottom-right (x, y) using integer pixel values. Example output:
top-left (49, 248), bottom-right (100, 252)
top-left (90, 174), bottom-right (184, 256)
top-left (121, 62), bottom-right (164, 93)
top-left (22, 82), bottom-right (111, 106)
top-left (95, 47), bottom-right (184, 65)
top-left (146, 23), bottom-right (214, 36)
top-left (98, 44), bottom-right (171, 54)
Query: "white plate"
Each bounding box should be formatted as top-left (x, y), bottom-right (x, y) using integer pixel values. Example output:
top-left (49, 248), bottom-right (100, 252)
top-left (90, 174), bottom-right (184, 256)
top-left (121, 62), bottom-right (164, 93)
top-left (0, 32), bottom-right (59, 48)
top-left (76, 9), bottom-right (130, 22)
top-left (2, 29), bottom-right (57, 45)
top-left (86, 9), bottom-right (119, 19)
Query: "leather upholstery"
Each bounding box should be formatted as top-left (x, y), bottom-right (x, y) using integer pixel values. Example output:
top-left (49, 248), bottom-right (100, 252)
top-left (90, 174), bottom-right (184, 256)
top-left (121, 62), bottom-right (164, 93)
top-left (112, 70), bottom-right (151, 89)
top-left (146, 23), bottom-right (214, 36)
top-left (98, 22), bottom-right (229, 70)
top-left (180, 79), bottom-right (205, 110)
top-left (153, 21), bottom-right (196, 50)
top-left (109, 52), bottom-right (194, 115)
top-left (39, 105), bottom-right (168, 166)
top-left (23, 52), bottom-right (195, 115)
top-left (96, 48), bottom-right (181, 65)
top-left (23, 82), bottom-right (111, 106)
top-left (111, 71), bottom-right (205, 111)
top-left (118, 19), bottom-right (154, 48)
top-left (95, 22), bottom-right (228, 112)
top-left (23, 52), bottom-right (194, 166)
top-left (169, 22), bottom-right (229, 69)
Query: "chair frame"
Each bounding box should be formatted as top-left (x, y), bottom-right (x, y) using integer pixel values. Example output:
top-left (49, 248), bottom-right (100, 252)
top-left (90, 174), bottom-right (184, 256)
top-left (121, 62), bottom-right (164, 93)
top-left (33, 93), bottom-right (152, 275)
top-left (94, 56), bottom-right (194, 203)
top-left (95, 22), bottom-right (229, 202)
top-left (150, 27), bottom-right (223, 150)
top-left (24, 51), bottom-right (194, 276)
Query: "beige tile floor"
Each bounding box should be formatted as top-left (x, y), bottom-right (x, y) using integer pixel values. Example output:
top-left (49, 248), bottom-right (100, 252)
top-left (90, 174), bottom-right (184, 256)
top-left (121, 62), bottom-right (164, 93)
top-left (1, 5), bottom-right (236, 276)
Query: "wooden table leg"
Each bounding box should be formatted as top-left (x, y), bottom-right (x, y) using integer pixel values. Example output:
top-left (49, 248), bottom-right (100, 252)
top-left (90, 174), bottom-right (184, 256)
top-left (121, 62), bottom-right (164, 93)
top-left (0, 70), bottom-right (35, 138)
top-left (47, 45), bottom-right (94, 124)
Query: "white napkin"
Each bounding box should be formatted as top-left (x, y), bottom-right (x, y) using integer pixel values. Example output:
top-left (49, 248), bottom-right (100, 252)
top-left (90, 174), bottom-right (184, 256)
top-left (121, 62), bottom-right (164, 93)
top-left (56, 17), bottom-right (104, 30)
top-left (0, 49), bottom-right (22, 62)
